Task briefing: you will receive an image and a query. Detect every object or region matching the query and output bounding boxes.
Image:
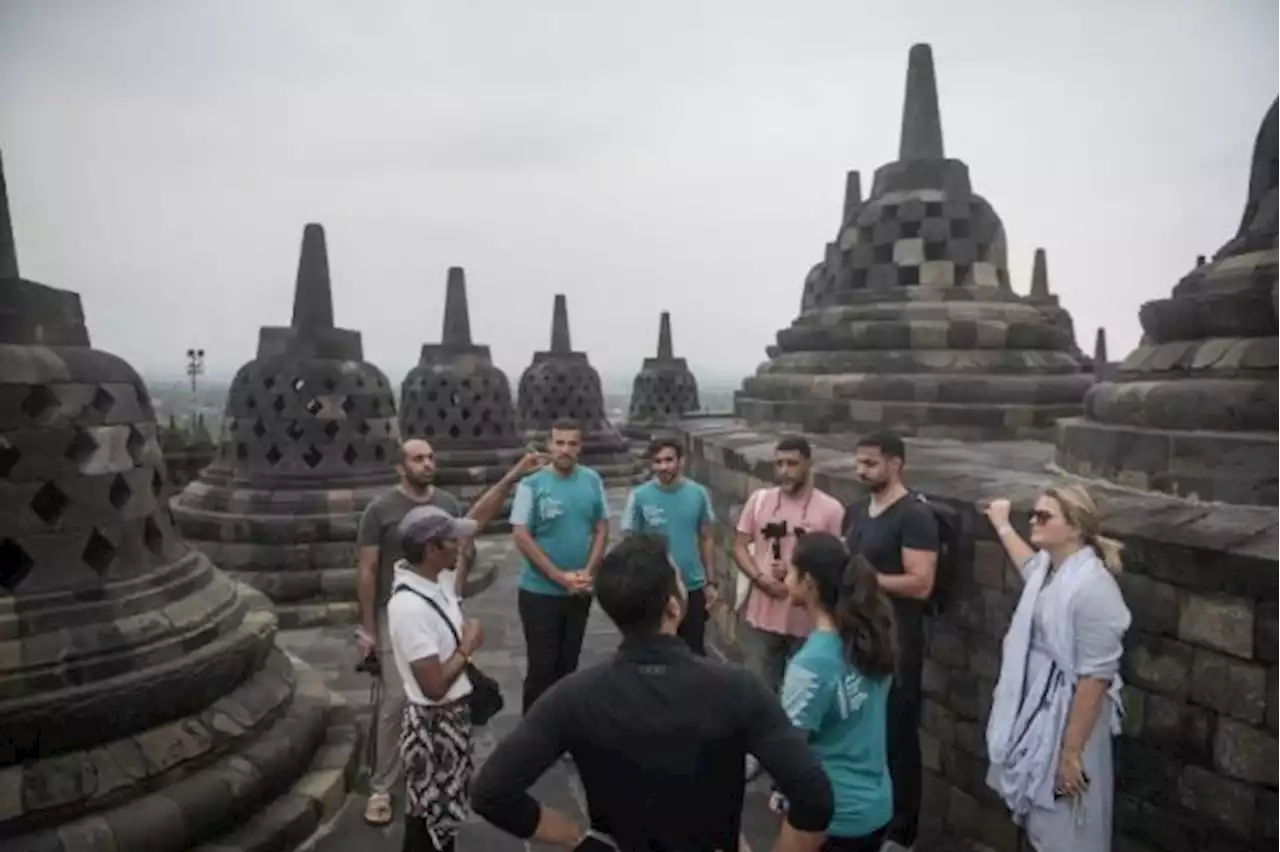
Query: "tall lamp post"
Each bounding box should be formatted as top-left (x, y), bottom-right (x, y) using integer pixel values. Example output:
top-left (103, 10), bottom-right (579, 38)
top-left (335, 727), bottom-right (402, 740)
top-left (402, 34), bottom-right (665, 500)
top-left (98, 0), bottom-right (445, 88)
top-left (186, 348), bottom-right (205, 430)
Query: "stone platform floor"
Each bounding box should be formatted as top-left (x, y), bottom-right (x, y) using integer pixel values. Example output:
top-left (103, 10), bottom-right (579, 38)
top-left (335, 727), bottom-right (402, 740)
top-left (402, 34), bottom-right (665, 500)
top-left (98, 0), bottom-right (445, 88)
top-left (277, 487), bottom-right (785, 851)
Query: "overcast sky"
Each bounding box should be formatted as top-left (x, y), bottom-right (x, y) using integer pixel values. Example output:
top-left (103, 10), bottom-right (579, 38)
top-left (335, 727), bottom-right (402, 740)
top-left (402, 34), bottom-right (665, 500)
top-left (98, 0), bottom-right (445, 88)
top-left (1, 1), bottom-right (1275, 388)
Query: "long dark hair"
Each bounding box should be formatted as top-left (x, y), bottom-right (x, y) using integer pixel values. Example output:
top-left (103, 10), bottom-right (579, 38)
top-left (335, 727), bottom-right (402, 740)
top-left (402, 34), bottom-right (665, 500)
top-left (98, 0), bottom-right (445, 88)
top-left (791, 532), bottom-right (897, 679)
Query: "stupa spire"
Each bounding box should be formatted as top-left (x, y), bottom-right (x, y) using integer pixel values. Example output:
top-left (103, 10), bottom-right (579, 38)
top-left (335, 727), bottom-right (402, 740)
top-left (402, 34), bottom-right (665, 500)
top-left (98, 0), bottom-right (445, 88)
top-left (550, 294), bottom-right (572, 354)
top-left (0, 148), bottom-right (18, 280)
top-left (1030, 248), bottom-right (1050, 298)
top-left (657, 311), bottom-right (673, 359)
top-left (1093, 327), bottom-right (1108, 365)
top-left (441, 266), bottom-right (472, 346)
top-left (842, 171), bottom-right (862, 223)
top-left (290, 223), bottom-right (334, 331)
top-left (898, 43), bottom-right (945, 160)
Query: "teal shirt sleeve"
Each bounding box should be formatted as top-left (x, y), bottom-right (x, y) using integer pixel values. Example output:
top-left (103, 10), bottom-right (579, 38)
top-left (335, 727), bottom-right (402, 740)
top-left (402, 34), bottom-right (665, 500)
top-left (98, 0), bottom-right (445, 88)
top-left (780, 653), bottom-right (836, 733)
top-left (621, 489), bottom-right (640, 533)
top-left (699, 484), bottom-right (716, 526)
top-left (510, 479), bottom-right (535, 527)
top-left (592, 472), bottom-right (610, 523)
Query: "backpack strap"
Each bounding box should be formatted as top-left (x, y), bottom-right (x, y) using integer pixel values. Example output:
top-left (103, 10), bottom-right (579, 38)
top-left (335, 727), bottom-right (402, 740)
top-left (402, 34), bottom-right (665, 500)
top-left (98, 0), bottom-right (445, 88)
top-left (392, 584), bottom-right (461, 646)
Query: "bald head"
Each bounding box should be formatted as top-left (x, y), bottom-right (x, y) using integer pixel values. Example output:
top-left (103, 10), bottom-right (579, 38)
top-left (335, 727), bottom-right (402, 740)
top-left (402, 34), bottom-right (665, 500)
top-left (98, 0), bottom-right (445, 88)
top-left (397, 438), bottom-right (436, 490)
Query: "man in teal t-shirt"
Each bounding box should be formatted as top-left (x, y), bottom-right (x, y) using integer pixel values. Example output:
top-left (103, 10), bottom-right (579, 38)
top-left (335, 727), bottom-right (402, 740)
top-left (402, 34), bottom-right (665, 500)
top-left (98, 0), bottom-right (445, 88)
top-left (621, 436), bottom-right (719, 654)
top-left (510, 420), bottom-right (610, 715)
top-left (780, 629), bottom-right (893, 843)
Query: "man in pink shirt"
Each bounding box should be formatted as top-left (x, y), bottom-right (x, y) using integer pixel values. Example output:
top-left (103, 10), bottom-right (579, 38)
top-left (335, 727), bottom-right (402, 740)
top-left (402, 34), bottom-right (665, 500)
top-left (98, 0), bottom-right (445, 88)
top-left (731, 435), bottom-right (845, 694)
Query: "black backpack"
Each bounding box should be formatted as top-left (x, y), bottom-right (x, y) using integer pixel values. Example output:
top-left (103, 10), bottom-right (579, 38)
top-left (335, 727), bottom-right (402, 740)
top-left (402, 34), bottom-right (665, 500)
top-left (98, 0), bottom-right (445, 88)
top-left (843, 492), bottom-right (961, 617)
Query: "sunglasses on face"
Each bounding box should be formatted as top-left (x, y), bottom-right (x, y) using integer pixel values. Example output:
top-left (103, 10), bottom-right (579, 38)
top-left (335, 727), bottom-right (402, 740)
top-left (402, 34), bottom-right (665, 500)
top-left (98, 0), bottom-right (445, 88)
top-left (1029, 510), bottom-right (1058, 525)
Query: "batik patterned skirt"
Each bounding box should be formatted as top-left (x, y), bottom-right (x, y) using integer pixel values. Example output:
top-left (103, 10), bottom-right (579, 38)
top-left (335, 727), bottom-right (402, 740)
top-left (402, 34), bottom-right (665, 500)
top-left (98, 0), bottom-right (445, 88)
top-left (399, 700), bottom-right (474, 843)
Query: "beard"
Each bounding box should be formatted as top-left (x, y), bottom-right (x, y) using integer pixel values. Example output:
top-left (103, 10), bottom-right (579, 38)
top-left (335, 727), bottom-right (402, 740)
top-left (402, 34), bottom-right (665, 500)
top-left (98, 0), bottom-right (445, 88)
top-left (860, 477), bottom-right (888, 494)
top-left (405, 471), bottom-right (434, 489)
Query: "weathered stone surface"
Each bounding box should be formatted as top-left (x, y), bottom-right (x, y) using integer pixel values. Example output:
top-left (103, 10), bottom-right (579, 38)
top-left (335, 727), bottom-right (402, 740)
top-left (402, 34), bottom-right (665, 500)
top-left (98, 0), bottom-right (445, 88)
top-left (172, 225), bottom-right (398, 624)
top-left (516, 295), bottom-right (639, 482)
top-left (0, 155), bottom-right (343, 850)
top-left (737, 44), bottom-right (1091, 440)
top-left (398, 267), bottom-right (524, 518)
top-left (1056, 98), bottom-right (1280, 505)
top-left (675, 417), bottom-right (1278, 852)
top-left (625, 311), bottom-right (700, 439)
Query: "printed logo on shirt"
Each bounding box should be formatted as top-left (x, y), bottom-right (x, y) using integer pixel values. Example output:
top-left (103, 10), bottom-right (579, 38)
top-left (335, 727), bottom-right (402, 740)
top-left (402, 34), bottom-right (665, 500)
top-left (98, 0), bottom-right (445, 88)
top-left (537, 494), bottom-right (565, 523)
top-left (835, 672), bottom-right (868, 719)
top-left (640, 503), bottom-right (667, 529)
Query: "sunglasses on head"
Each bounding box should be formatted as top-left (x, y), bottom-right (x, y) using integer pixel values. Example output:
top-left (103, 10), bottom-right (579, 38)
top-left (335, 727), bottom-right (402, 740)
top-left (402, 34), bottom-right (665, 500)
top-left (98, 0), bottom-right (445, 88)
top-left (1029, 510), bottom-right (1057, 525)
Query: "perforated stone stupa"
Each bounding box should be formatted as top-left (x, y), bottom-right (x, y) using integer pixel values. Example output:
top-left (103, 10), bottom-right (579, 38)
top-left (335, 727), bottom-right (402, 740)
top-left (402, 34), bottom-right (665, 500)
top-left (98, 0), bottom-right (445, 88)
top-left (400, 267), bottom-right (523, 508)
top-left (172, 223), bottom-right (400, 626)
top-left (517, 294), bottom-right (636, 480)
top-left (736, 44), bottom-right (1092, 439)
top-left (0, 153), bottom-right (346, 850)
top-left (1056, 98), bottom-right (1279, 505)
top-left (625, 311), bottom-right (700, 439)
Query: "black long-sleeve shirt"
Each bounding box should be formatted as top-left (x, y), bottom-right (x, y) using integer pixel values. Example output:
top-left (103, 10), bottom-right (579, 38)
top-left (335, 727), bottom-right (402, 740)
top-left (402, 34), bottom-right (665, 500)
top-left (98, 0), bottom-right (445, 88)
top-left (471, 634), bottom-right (833, 850)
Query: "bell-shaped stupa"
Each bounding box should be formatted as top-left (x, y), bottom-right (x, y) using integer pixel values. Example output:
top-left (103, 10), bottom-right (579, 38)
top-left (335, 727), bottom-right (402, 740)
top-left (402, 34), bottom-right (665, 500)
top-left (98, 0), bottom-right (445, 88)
top-left (517, 294), bottom-right (637, 481)
top-left (0, 153), bottom-right (348, 849)
top-left (399, 267), bottom-right (523, 513)
top-left (625, 311), bottom-right (701, 439)
top-left (173, 224), bottom-right (400, 626)
top-left (1056, 98), bottom-right (1279, 505)
top-left (736, 44), bottom-right (1092, 440)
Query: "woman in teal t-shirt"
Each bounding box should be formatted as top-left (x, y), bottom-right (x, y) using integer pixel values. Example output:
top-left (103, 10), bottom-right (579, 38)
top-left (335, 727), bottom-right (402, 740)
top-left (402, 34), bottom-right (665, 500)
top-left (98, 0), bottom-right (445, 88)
top-left (773, 532), bottom-right (896, 851)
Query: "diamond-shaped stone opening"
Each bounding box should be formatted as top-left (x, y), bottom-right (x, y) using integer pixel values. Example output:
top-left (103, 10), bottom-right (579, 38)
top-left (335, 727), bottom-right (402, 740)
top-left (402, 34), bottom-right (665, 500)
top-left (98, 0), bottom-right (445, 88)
top-left (341, 396), bottom-right (356, 414)
top-left (357, 421), bottom-right (371, 436)
top-left (151, 470), bottom-right (165, 498)
top-left (263, 375), bottom-right (277, 390)
top-left (108, 474), bottom-right (132, 509)
top-left (236, 443), bottom-right (249, 461)
top-left (323, 378), bottom-right (337, 391)
top-left (265, 445), bottom-right (283, 465)
top-left (65, 429), bottom-right (98, 465)
top-left (82, 529), bottom-right (116, 575)
top-left (0, 538), bottom-right (34, 591)
top-left (0, 440), bottom-right (19, 477)
top-left (143, 516), bottom-right (165, 556)
top-left (252, 419), bottom-right (267, 438)
top-left (343, 444), bottom-right (358, 465)
top-left (31, 482), bottom-right (70, 525)
top-left (448, 424), bottom-right (461, 438)
top-left (21, 385), bottom-right (59, 421)
top-left (302, 445), bottom-right (323, 468)
top-left (286, 421), bottom-right (304, 441)
top-left (126, 427), bottom-right (146, 462)
top-left (246, 397), bottom-right (258, 410)
top-left (323, 421), bottom-right (341, 440)
top-left (304, 398), bottom-right (322, 416)
top-left (89, 387), bottom-right (116, 415)
top-left (272, 396), bottom-right (286, 414)
top-left (374, 445), bottom-right (386, 462)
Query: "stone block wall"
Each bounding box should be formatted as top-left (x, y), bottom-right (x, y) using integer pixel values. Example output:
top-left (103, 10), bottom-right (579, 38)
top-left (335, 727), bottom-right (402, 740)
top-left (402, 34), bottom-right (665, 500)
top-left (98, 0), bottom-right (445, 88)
top-left (677, 418), bottom-right (1277, 852)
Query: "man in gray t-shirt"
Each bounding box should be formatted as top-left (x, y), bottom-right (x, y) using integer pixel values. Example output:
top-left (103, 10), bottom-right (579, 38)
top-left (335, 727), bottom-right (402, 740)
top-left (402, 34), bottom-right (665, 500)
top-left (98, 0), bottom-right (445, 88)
top-left (356, 437), bottom-right (543, 826)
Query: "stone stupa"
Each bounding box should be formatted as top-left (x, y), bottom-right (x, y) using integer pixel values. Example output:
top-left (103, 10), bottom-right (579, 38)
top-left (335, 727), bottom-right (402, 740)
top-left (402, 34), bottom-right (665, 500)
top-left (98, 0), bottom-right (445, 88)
top-left (0, 152), bottom-right (351, 850)
top-left (399, 266), bottom-right (524, 524)
top-left (517, 294), bottom-right (638, 481)
top-left (736, 44), bottom-right (1093, 439)
top-left (625, 311), bottom-right (701, 440)
top-left (172, 224), bottom-right (400, 627)
top-left (1056, 98), bottom-right (1279, 505)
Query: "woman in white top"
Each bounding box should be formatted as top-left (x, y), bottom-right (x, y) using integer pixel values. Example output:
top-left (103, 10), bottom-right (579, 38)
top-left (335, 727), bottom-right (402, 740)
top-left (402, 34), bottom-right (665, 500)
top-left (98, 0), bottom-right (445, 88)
top-left (983, 484), bottom-right (1131, 852)
top-left (387, 506), bottom-right (485, 852)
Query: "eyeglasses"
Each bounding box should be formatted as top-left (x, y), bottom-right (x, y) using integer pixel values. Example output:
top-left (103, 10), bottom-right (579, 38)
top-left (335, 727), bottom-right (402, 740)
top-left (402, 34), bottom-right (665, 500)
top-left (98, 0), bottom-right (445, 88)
top-left (1029, 510), bottom-right (1057, 525)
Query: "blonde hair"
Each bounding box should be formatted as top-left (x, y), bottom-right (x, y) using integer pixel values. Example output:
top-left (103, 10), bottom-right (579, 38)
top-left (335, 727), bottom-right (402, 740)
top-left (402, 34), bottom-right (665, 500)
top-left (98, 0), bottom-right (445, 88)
top-left (1043, 484), bottom-right (1124, 573)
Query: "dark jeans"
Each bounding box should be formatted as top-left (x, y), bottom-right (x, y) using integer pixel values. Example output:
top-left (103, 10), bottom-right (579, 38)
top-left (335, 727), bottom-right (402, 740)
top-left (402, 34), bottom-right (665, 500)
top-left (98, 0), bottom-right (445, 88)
top-left (886, 620), bottom-right (925, 845)
top-left (403, 817), bottom-right (454, 852)
top-left (677, 588), bottom-right (708, 655)
top-left (822, 828), bottom-right (886, 852)
top-left (519, 589), bottom-right (592, 715)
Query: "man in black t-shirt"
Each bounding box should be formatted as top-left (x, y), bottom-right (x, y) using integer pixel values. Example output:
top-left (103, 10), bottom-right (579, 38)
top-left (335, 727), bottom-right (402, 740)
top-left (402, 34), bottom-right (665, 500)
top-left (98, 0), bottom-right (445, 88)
top-left (843, 430), bottom-right (938, 850)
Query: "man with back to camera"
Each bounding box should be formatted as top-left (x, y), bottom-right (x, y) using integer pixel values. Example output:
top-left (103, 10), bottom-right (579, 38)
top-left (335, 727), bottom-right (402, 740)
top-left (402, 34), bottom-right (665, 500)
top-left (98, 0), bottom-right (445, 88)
top-left (842, 430), bottom-right (938, 851)
top-left (471, 533), bottom-right (835, 851)
top-left (621, 435), bottom-right (719, 655)
top-left (354, 437), bottom-right (543, 826)
top-left (510, 419), bottom-right (610, 715)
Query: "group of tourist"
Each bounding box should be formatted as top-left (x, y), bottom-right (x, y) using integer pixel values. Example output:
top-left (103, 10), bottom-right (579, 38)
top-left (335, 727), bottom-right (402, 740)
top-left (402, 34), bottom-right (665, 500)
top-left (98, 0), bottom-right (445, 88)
top-left (352, 420), bottom-right (1131, 852)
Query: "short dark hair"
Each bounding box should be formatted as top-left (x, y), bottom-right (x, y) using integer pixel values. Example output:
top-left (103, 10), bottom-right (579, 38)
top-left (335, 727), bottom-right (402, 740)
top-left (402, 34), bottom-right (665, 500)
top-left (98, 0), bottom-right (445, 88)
top-left (775, 434), bottom-right (811, 459)
top-left (594, 534), bottom-right (679, 636)
top-left (550, 419), bottom-right (583, 436)
top-left (647, 435), bottom-right (684, 459)
top-left (856, 430), bottom-right (905, 462)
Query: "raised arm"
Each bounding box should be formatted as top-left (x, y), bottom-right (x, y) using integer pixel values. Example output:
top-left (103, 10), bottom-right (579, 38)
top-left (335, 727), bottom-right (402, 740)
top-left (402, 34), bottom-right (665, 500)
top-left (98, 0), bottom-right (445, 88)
top-left (983, 499), bottom-right (1036, 580)
top-left (470, 689), bottom-right (583, 845)
top-left (467, 453), bottom-right (547, 529)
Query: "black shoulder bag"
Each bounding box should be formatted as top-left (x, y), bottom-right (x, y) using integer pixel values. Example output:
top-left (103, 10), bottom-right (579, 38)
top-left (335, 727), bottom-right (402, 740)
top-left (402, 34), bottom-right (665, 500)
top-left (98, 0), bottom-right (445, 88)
top-left (391, 585), bottom-right (505, 726)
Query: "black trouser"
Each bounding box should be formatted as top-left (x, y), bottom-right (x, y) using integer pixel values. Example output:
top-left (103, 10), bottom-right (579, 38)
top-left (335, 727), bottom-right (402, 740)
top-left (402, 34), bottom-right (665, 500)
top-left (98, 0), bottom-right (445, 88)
top-left (403, 818), bottom-right (454, 852)
top-left (519, 589), bottom-right (592, 715)
top-left (822, 828), bottom-right (886, 852)
top-left (886, 620), bottom-right (925, 846)
top-left (677, 588), bottom-right (708, 655)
